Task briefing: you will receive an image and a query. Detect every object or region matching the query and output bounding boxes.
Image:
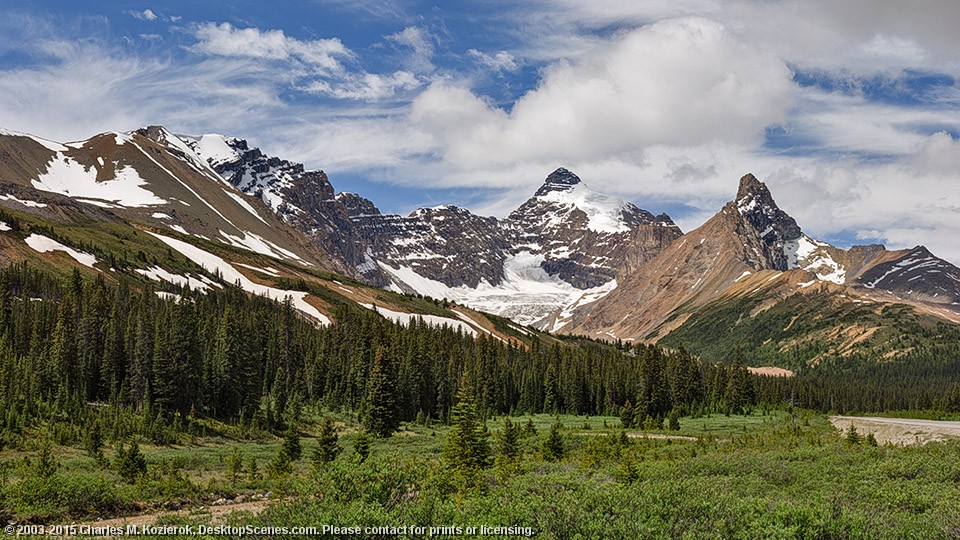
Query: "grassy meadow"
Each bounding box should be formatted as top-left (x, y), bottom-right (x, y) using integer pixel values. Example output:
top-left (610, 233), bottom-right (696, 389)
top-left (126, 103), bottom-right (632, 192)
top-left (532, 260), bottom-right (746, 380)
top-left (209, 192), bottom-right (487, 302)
top-left (2, 409), bottom-right (959, 539)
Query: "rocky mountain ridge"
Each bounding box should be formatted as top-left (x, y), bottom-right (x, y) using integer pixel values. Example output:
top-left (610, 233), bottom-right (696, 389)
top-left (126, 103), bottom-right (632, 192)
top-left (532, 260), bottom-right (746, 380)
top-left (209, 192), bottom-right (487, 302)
top-left (564, 173), bottom-right (960, 345)
top-left (182, 132), bottom-right (682, 325)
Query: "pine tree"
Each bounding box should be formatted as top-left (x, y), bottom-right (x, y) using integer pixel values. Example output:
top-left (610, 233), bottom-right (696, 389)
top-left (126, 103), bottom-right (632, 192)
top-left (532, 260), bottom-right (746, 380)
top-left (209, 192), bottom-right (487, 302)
top-left (281, 424), bottom-right (302, 462)
top-left (542, 421), bottom-right (565, 462)
top-left (620, 400), bottom-right (635, 428)
top-left (115, 440), bottom-right (147, 483)
top-left (353, 431), bottom-right (371, 463)
top-left (725, 352), bottom-right (753, 415)
top-left (35, 440), bottom-right (59, 479)
top-left (496, 417), bottom-right (521, 468)
top-left (312, 417), bottom-right (340, 465)
top-left (363, 348), bottom-right (400, 437)
top-left (668, 409), bottom-right (681, 431)
top-left (443, 380), bottom-right (491, 484)
top-left (227, 447), bottom-right (245, 480)
top-left (83, 421), bottom-right (105, 464)
top-left (845, 424), bottom-right (861, 446)
top-left (267, 448), bottom-right (293, 478)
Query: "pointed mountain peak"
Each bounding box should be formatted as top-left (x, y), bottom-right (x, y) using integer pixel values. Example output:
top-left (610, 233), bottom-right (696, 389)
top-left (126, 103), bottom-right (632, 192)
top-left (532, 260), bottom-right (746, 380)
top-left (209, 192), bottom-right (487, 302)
top-left (731, 173), bottom-right (787, 221)
top-left (737, 173), bottom-right (770, 201)
top-left (546, 167), bottom-right (581, 185)
top-left (535, 167), bottom-right (583, 197)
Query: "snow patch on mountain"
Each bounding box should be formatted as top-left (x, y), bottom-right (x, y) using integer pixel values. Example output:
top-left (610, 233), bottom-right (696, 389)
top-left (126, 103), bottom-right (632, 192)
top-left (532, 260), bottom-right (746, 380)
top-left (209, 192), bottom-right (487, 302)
top-left (193, 134), bottom-right (239, 167)
top-left (0, 128), bottom-right (67, 152)
top-left (147, 232), bottom-right (330, 324)
top-left (359, 303), bottom-right (478, 337)
top-left (218, 229), bottom-right (310, 264)
top-left (224, 191), bottom-right (269, 225)
top-left (537, 182), bottom-right (634, 233)
top-left (25, 234), bottom-right (98, 267)
top-left (33, 156), bottom-right (166, 207)
top-left (0, 194), bottom-right (47, 208)
top-left (784, 235), bottom-right (846, 284)
top-left (135, 265), bottom-right (217, 291)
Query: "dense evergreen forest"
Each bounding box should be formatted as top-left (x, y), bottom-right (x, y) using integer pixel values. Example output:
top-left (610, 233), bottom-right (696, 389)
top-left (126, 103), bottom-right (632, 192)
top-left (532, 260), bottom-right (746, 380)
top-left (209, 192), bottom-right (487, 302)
top-left (0, 261), bottom-right (958, 448)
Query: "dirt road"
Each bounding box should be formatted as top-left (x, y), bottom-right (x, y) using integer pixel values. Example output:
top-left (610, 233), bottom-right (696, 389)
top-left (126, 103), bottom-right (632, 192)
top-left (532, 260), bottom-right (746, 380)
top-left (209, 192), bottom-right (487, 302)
top-left (829, 415), bottom-right (960, 446)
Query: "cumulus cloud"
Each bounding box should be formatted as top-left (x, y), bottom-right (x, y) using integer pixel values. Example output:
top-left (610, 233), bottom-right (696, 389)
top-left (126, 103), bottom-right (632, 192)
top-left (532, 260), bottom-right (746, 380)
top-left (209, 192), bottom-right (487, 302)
top-left (5, 5), bottom-right (960, 264)
top-left (188, 22), bottom-right (422, 101)
top-left (910, 131), bottom-right (960, 175)
top-left (410, 17), bottom-right (793, 167)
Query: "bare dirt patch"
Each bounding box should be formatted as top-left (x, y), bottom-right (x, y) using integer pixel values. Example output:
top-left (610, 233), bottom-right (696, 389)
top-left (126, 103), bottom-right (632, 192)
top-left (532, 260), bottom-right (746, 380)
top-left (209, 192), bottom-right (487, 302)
top-left (747, 366), bottom-right (794, 377)
top-left (829, 416), bottom-right (960, 446)
top-left (83, 497), bottom-right (275, 530)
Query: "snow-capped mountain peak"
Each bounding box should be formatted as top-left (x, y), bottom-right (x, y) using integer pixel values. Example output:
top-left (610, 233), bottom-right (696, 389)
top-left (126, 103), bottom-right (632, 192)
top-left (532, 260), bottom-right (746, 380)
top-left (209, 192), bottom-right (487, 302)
top-left (533, 167), bottom-right (582, 196)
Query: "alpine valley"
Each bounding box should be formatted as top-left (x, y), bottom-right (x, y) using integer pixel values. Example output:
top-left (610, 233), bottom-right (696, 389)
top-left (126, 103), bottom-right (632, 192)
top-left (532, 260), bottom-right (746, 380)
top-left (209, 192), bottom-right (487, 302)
top-left (1, 126), bottom-right (959, 367)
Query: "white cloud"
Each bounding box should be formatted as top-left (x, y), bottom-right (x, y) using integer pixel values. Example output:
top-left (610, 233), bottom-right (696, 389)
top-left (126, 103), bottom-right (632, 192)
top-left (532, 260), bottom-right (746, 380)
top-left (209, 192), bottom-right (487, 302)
top-left (128, 9), bottom-right (158, 21)
top-left (410, 17), bottom-right (793, 167)
top-left (385, 26), bottom-right (435, 73)
top-left (859, 35), bottom-right (926, 63)
top-left (303, 70), bottom-right (420, 101)
top-left (190, 22), bottom-right (352, 73)
top-left (468, 49), bottom-right (519, 73)
top-left (910, 131), bottom-right (960, 175)
top-left (5, 5), bottom-right (960, 266)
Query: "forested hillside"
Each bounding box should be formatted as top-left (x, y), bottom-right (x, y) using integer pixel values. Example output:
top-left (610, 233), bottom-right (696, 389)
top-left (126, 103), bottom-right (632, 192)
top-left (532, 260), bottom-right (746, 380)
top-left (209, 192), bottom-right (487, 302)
top-left (2, 260), bottom-right (960, 454)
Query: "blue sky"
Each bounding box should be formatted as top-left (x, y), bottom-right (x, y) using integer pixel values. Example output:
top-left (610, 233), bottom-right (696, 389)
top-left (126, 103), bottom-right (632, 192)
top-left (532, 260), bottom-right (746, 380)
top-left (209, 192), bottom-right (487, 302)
top-left (2, 1), bottom-right (960, 261)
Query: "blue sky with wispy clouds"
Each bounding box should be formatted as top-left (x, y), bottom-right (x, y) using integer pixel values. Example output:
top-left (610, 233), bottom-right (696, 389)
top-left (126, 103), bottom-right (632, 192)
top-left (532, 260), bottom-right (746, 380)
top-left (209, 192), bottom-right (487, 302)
top-left (2, 1), bottom-right (960, 261)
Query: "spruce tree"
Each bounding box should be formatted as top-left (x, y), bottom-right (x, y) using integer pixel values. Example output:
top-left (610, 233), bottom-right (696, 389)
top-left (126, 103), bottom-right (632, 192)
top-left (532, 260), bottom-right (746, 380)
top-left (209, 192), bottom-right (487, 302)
top-left (312, 417), bottom-right (340, 465)
top-left (281, 424), bottom-right (302, 462)
top-left (443, 380), bottom-right (491, 484)
top-left (668, 409), bottom-right (681, 431)
top-left (845, 424), bottom-right (861, 446)
top-left (363, 348), bottom-right (400, 437)
top-left (35, 440), bottom-right (59, 479)
top-left (83, 421), bottom-right (105, 464)
top-left (115, 440), bottom-right (147, 483)
top-left (542, 420), bottom-right (565, 462)
top-left (496, 417), bottom-right (521, 467)
top-left (620, 400), bottom-right (635, 429)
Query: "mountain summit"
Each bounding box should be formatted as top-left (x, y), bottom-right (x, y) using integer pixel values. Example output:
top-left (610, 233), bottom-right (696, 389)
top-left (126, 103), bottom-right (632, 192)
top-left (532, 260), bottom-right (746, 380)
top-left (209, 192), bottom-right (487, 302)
top-left (533, 167), bottom-right (582, 196)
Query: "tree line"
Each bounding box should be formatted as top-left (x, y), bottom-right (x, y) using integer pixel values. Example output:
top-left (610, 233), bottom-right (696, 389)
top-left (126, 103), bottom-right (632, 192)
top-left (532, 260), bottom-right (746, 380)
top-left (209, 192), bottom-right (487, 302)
top-left (0, 261), bottom-right (957, 447)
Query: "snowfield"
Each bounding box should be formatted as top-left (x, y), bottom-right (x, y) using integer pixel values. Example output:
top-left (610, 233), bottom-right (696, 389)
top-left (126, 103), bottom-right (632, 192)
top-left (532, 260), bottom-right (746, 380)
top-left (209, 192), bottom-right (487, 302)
top-left (33, 156), bottom-right (166, 208)
top-left (146, 232), bottom-right (330, 325)
top-left (379, 250), bottom-right (617, 327)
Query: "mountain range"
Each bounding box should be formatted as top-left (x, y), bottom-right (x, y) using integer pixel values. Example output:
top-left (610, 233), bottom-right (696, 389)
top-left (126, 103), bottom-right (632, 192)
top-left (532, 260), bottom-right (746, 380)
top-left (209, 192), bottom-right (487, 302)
top-left (1, 125), bottom-right (959, 366)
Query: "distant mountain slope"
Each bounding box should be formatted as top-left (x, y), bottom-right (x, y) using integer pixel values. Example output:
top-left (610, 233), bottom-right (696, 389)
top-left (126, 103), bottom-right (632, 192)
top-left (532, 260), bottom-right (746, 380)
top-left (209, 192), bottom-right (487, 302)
top-left (185, 133), bottom-right (682, 326)
top-left (5, 125), bottom-right (960, 367)
top-left (0, 127), bottom-right (543, 343)
top-left (564, 173), bottom-right (960, 362)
